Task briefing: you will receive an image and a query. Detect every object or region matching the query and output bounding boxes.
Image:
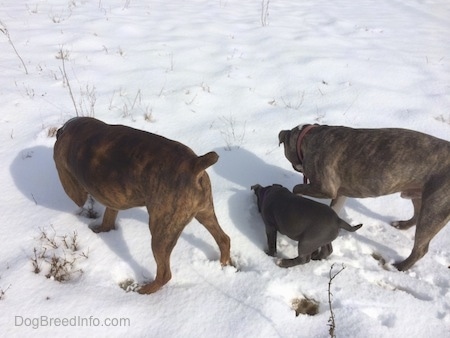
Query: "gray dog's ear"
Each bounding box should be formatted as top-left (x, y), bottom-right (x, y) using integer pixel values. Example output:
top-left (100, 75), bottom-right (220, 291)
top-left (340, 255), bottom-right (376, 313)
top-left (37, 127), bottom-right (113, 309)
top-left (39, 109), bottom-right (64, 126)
top-left (251, 184), bottom-right (261, 191)
top-left (278, 130), bottom-right (289, 146)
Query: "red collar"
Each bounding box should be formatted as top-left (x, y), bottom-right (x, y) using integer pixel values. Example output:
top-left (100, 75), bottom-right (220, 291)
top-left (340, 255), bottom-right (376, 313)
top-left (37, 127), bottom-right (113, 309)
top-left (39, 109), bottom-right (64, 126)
top-left (296, 124), bottom-right (318, 164)
top-left (296, 124), bottom-right (318, 184)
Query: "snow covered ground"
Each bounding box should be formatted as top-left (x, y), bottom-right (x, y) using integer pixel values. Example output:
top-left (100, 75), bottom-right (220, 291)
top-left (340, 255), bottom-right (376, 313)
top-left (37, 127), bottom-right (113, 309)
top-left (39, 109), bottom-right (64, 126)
top-left (1, 0), bottom-right (449, 336)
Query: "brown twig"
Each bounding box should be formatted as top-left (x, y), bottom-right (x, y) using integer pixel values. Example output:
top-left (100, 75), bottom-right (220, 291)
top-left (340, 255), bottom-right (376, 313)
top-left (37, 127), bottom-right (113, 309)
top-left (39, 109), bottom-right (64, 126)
top-left (328, 263), bottom-right (346, 338)
top-left (0, 20), bottom-right (29, 74)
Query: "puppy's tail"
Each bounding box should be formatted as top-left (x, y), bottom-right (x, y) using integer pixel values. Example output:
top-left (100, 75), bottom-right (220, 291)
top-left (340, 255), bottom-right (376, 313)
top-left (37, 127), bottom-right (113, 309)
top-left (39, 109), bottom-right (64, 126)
top-left (193, 151), bottom-right (219, 176)
top-left (338, 221), bottom-right (363, 232)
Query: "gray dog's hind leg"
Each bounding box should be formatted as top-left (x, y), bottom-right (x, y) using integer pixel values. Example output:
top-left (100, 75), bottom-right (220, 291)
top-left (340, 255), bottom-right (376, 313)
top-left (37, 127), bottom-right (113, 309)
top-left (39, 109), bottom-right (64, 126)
top-left (394, 182), bottom-right (450, 271)
top-left (392, 192), bottom-right (422, 229)
top-left (394, 215), bottom-right (450, 271)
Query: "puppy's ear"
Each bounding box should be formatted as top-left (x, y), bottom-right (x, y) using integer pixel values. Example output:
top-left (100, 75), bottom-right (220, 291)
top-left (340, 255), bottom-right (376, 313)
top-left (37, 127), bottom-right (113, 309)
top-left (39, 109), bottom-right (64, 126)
top-left (251, 184), bottom-right (262, 212)
top-left (278, 130), bottom-right (289, 146)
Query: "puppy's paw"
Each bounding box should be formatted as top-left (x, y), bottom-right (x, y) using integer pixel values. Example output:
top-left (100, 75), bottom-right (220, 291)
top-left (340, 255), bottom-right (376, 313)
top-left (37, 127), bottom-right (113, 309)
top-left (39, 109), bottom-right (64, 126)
top-left (265, 249), bottom-right (276, 257)
top-left (276, 259), bottom-right (285, 267)
top-left (277, 259), bottom-right (291, 268)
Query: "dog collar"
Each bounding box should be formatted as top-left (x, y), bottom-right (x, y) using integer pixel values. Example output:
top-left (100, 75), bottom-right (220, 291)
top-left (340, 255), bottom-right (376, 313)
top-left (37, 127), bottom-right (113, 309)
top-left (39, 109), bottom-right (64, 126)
top-left (296, 124), bottom-right (318, 184)
top-left (296, 124), bottom-right (318, 164)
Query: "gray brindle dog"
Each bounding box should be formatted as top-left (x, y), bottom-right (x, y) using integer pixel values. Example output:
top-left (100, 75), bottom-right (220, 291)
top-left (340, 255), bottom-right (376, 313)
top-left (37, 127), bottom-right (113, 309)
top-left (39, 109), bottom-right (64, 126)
top-left (252, 184), bottom-right (362, 267)
top-left (278, 124), bottom-right (450, 271)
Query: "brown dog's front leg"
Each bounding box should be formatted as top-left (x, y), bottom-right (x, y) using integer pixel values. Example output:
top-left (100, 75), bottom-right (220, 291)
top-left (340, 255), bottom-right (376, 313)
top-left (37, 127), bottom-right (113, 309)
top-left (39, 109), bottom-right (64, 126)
top-left (91, 208), bottom-right (118, 233)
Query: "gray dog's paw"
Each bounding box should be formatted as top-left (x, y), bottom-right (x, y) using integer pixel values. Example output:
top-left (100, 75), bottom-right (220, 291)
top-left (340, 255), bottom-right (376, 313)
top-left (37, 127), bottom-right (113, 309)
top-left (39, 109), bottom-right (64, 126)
top-left (391, 221), bottom-right (400, 228)
top-left (390, 220), bottom-right (415, 230)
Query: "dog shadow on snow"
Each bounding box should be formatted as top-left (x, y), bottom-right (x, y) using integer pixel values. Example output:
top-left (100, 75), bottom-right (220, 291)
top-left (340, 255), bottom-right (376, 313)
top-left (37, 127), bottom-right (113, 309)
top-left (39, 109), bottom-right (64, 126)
top-left (10, 146), bottom-right (217, 280)
top-left (212, 146), bottom-right (400, 261)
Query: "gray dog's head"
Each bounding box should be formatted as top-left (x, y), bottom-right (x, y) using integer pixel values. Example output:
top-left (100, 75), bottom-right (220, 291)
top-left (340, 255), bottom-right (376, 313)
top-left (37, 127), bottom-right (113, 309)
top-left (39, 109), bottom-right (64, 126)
top-left (278, 125), bottom-right (308, 173)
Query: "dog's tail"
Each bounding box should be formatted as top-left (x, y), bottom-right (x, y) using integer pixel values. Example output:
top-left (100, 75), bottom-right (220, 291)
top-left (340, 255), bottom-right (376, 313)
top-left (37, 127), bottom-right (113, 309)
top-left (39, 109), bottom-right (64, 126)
top-left (193, 151), bottom-right (219, 176)
top-left (338, 221), bottom-right (363, 232)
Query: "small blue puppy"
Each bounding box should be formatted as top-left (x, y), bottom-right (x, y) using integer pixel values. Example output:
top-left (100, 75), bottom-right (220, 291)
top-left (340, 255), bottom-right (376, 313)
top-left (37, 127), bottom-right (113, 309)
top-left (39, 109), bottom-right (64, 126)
top-left (251, 184), bottom-right (362, 268)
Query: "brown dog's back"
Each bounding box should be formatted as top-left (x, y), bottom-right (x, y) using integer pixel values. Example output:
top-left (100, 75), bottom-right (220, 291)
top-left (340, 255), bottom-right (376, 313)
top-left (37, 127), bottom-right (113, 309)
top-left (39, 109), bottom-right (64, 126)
top-left (54, 117), bottom-right (216, 210)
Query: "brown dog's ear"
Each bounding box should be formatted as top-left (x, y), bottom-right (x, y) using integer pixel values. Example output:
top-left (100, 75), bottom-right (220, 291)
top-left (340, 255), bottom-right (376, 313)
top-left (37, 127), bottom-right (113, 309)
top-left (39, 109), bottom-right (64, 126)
top-left (278, 130), bottom-right (289, 146)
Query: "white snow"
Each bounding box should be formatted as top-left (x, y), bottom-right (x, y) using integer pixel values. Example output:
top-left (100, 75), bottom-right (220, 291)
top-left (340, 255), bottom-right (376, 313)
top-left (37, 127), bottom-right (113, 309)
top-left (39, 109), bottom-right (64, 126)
top-left (1, 0), bottom-right (449, 337)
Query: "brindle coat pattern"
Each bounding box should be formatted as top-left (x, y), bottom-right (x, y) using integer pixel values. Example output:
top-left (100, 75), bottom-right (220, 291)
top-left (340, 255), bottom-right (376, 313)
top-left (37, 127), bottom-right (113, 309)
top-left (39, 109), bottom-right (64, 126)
top-left (54, 117), bottom-right (231, 294)
top-left (279, 124), bottom-right (450, 271)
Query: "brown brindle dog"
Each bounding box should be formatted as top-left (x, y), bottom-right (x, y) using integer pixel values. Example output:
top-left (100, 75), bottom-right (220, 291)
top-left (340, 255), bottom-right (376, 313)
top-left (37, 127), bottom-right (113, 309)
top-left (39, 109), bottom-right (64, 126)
top-left (54, 117), bottom-right (231, 294)
top-left (279, 124), bottom-right (450, 271)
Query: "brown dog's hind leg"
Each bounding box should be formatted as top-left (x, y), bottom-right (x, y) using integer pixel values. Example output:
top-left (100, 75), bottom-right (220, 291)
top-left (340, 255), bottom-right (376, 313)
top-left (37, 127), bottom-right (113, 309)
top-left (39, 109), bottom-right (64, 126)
top-left (139, 213), bottom-right (185, 294)
top-left (91, 208), bottom-right (118, 233)
top-left (195, 208), bottom-right (232, 266)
